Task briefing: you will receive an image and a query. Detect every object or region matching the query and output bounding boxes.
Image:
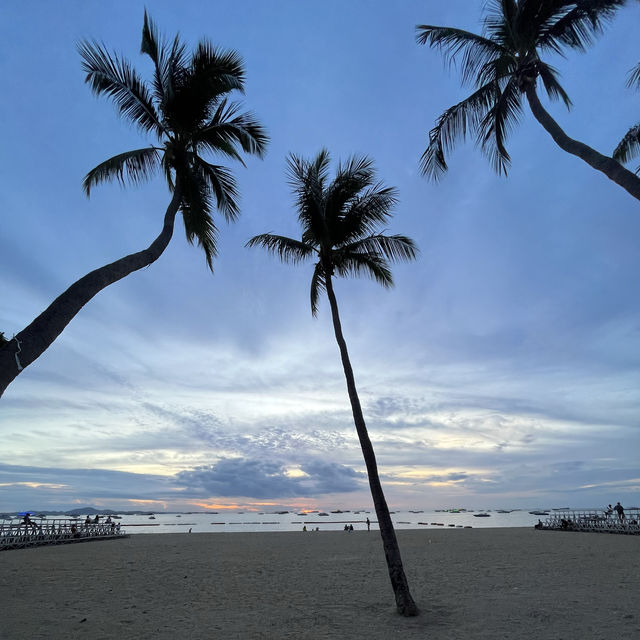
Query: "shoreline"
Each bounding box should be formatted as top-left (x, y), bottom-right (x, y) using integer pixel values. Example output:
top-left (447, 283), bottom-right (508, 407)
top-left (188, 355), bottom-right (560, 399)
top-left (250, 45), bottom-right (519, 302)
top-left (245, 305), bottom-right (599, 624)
top-left (1, 528), bottom-right (638, 639)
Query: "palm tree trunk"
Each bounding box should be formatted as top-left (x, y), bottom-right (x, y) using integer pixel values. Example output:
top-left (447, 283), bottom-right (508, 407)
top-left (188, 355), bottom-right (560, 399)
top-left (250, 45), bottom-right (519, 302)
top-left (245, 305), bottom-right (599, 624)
top-left (525, 85), bottom-right (640, 201)
top-left (0, 188), bottom-right (182, 399)
top-left (324, 273), bottom-right (419, 617)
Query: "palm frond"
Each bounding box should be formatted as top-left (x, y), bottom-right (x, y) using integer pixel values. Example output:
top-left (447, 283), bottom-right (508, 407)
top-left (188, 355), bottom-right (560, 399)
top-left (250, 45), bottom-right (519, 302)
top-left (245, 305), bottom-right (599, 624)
top-left (420, 81), bottom-right (498, 180)
top-left (341, 234), bottom-right (419, 264)
top-left (536, 60), bottom-right (572, 107)
top-left (140, 10), bottom-right (162, 67)
top-left (190, 154), bottom-right (240, 221)
top-left (179, 166), bottom-right (217, 270)
top-left (627, 62), bottom-right (640, 89)
top-left (246, 233), bottom-right (315, 264)
top-left (82, 147), bottom-right (161, 196)
top-left (333, 251), bottom-right (394, 288)
top-left (309, 262), bottom-right (327, 317)
top-left (416, 25), bottom-right (506, 86)
top-left (287, 151), bottom-right (329, 241)
top-left (483, 0), bottom-right (520, 53)
top-left (197, 100), bottom-right (269, 162)
top-left (613, 123), bottom-right (640, 168)
top-left (78, 40), bottom-right (164, 136)
top-left (190, 42), bottom-right (246, 96)
top-left (325, 155), bottom-right (375, 221)
top-left (165, 43), bottom-right (246, 131)
top-left (141, 11), bottom-right (188, 110)
top-left (478, 75), bottom-right (524, 174)
top-left (540, 0), bottom-right (626, 53)
top-left (339, 186), bottom-right (398, 244)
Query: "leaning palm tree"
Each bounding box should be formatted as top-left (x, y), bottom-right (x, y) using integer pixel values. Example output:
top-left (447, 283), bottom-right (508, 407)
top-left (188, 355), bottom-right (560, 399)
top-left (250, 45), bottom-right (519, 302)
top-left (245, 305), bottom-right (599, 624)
top-left (416, 0), bottom-right (640, 201)
top-left (613, 61), bottom-right (640, 172)
top-left (0, 12), bottom-right (267, 398)
top-left (247, 150), bottom-right (419, 616)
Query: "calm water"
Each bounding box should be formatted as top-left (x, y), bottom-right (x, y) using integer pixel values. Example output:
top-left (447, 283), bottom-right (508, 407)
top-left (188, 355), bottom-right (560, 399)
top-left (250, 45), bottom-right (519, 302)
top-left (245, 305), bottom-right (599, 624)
top-left (60, 509), bottom-right (553, 534)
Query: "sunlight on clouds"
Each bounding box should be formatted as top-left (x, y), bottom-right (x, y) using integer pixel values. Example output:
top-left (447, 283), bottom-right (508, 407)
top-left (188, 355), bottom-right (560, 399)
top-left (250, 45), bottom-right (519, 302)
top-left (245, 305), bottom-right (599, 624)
top-left (284, 466), bottom-right (310, 478)
top-left (0, 482), bottom-right (68, 489)
top-left (127, 499), bottom-right (169, 509)
top-left (579, 478), bottom-right (640, 490)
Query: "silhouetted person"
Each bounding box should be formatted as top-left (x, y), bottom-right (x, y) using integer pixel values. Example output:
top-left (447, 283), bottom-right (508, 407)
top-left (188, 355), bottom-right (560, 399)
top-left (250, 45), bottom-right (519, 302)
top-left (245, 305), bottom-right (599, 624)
top-left (22, 514), bottom-right (38, 532)
top-left (614, 502), bottom-right (625, 521)
top-left (366, 517), bottom-right (370, 531)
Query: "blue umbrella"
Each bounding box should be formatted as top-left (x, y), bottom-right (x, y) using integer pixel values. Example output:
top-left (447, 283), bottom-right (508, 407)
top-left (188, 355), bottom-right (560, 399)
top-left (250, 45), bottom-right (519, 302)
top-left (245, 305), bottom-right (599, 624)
top-left (18, 511), bottom-right (34, 516)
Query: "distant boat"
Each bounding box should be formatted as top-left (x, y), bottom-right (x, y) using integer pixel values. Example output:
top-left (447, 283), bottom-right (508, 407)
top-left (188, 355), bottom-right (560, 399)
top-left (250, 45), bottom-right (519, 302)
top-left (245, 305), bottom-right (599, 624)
top-left (149, 516), bottom-right (156, 520)
top-left (473, 513), bottom-right (491, 517)
top-left (318, 512), bottom-right (329, 516)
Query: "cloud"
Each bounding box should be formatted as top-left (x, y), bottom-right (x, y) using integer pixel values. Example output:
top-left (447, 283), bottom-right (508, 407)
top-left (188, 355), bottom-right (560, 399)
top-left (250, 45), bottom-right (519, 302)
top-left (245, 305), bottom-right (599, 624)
top-left (175, 457), bottom-right (365, 498)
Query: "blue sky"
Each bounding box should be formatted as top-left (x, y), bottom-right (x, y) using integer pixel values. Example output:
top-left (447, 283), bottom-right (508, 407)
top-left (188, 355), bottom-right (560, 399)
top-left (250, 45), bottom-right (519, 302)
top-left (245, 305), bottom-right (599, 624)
top-left (1, 1), bottom-right (639, 513)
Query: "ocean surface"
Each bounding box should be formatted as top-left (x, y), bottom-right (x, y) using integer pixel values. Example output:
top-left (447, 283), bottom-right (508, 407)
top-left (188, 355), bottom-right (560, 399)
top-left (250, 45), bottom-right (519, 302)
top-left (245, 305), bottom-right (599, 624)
top-left (46, 509), bottom-right (558, 534)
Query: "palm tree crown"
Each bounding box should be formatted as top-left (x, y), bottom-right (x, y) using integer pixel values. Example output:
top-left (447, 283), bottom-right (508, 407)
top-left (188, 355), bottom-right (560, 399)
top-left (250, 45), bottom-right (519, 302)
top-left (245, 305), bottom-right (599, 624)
top-left (417, 0), bottom-right (627, 180)
top-left (613, 61), bottom-right (640, 173)
top-left (247, 149), bottom-right (417, 312)
top-left (79, 11), bottom-right (268, 269)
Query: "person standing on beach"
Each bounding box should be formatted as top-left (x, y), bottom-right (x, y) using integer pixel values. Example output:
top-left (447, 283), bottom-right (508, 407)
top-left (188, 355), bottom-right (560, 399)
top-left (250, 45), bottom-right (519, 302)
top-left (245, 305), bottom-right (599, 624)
top-left (366, 517), bottom-right (370, 531)
top-left (614, 502), bottom-right (625, 521)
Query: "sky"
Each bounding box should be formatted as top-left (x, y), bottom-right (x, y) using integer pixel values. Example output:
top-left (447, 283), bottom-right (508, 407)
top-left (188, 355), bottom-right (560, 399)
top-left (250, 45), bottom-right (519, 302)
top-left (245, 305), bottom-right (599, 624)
top-left (1, 1), bottom-right (639, 514)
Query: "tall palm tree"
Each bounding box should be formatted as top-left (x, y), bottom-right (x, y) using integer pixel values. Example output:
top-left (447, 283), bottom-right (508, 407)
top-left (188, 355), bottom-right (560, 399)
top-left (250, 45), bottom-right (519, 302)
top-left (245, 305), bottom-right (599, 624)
top-left (613, 61), bottom-right (640, 172)
top-left (247, 150), bottom-right (419, 616)
top-left (0, 13), bottom-right (267, 398)
top-left (416, 0), bottom-right (640, 201)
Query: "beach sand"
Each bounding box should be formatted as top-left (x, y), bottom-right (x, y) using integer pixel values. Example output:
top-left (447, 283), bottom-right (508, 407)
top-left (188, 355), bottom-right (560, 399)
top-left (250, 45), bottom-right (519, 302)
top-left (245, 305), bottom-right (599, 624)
top-left (1, 528), bottom-right (638, 639)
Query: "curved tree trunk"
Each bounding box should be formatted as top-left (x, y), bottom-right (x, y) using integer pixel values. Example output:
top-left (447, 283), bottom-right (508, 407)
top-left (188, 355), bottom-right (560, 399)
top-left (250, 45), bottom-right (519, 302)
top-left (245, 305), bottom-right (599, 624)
top-left (324, 274), bottom-right (419, 617)
top-left (526, 85), bottom-right (640, 201)
top-left (0, 188), bottom-right (182, 398)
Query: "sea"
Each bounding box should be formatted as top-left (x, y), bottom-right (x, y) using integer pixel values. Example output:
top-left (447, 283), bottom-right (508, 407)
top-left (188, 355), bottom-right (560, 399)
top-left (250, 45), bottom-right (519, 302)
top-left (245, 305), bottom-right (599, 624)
top-left (42, 509), bottom-right (559, 534)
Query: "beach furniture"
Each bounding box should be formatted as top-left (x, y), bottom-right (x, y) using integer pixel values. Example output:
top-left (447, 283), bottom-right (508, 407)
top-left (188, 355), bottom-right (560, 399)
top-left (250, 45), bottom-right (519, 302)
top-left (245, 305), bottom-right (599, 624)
top-left (539, 509), bottom-right (640, 535)
top-left (0, 516), bottom-right (127, 551)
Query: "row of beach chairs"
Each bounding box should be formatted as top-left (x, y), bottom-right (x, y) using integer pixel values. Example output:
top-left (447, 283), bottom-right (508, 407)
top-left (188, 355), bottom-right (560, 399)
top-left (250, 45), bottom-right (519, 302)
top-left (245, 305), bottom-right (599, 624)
top-left (542, 509), bottom-right (640, 535)
top-left (0, 518), bottom-right (126, 551)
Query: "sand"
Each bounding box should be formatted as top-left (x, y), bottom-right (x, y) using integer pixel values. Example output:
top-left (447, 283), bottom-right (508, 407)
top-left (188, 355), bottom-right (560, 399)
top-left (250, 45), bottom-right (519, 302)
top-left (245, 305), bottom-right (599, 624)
top-left (1, 528), bottom-right (638, 639)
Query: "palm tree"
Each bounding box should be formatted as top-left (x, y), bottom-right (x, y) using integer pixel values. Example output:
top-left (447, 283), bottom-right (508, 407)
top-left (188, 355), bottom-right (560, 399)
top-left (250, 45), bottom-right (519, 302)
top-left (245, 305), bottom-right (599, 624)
top-left (247, 150), bottom-right (419, 616)
top-left (0, 12), bottom-right (267, 398)
top-left (416, 0), bottom-right (640, 201)
top-left (613, 61), bottom-right (640, 172)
